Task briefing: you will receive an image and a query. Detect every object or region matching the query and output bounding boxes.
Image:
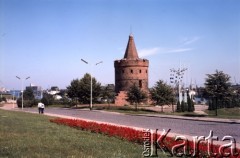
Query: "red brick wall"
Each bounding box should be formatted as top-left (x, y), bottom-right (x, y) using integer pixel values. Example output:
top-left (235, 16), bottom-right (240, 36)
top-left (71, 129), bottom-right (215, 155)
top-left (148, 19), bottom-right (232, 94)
top-left (114, 91), bottom-right (129, 106)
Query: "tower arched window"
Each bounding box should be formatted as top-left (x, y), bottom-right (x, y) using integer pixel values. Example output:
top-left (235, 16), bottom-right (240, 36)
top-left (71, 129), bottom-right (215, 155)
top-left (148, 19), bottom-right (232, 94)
top-left (131, 69), bottom-right (133, 73)
top-left (139, 70), bottom-right (142, 73)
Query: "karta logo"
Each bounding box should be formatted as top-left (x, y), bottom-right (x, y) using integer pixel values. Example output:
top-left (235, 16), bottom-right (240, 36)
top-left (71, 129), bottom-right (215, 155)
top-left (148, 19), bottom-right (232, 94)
top-left (143, 129), bottom-right (239, 157)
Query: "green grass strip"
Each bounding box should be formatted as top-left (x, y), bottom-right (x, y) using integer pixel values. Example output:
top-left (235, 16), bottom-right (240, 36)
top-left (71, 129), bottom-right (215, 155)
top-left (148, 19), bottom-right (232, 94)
top-left (0, 109), bottom-right (145, 158)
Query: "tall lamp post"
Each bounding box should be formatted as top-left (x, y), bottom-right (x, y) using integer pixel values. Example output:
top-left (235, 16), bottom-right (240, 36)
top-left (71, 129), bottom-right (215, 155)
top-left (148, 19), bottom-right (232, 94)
top-left (16, 76), bottom-right (30, 110)
top-left (81, 59), bottom-right (103, 110)
top-left (170, 71), bottom-right (176, 112)
top-left (12, 89), bottom-right (15, 108)
top-left (215, 80), bottom-right (219, 116)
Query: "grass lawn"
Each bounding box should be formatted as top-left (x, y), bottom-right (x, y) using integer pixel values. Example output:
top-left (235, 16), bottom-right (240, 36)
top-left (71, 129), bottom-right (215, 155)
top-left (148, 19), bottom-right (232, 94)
top-left (0, 109), bottom-right (145, 157)
top-left (205, 107), bottom-right (240, 119)
top-left (0, 109), bottom-right (172, 158)
top-left (89, 105), bottom-right (240, 120)
top-left (90, 105), bottom-right (202, 116)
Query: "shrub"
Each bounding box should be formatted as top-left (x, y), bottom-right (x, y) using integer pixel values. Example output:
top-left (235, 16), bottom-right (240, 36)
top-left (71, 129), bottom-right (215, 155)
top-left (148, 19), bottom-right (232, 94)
top-left (0, 97), bottom-right (7, 103)
top-left (17, 99), bottom-right (38, 108)
top-left (187, 94), bottom-right (194, 112)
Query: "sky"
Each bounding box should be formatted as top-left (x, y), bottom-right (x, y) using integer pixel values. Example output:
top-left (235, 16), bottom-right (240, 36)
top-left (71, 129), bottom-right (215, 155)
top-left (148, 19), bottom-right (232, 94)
top-left (0, 0), bottom-right (240, 90)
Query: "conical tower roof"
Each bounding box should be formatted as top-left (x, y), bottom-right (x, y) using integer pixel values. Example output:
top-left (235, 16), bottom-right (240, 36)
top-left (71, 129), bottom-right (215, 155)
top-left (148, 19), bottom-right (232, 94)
top-left (123, 34), bottom-right (139, 59)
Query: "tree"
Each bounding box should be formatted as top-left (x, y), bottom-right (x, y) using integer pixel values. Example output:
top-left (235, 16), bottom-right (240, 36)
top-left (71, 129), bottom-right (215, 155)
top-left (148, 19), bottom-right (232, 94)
top-left (41, 92), bottom-right (54, 106)
top-left (23, 88), bottom-right (35, 100)
top-left (17, 88), bottom-right (36, 107)
top-left (67, 79), bottom-right (80, 105)
top-left (232, 89), bottom-right (240, 107)
top-left (67, 73), bottom-right (101, 105)
top-left (176, 101), bottom-right (181, 112)
top-left (187, 93), bottom-right (195, 112)
top-left (127, 84), bottom-right (147, 111)
top-left (181, 100), bottom-right (185, 112)
top-left (100, 85), bottom-right (115, 107)
top-left (150, 80), bottom-right (175, 112)
top-left (205, 70), bottom-right (233, 113)
top-left (208, 99), bottom-right (213, 110)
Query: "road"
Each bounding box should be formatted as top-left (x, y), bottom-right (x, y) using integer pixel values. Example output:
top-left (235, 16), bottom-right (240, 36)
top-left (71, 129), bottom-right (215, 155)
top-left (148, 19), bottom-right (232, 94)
top-left (21, 107), bottom-right (240, 144)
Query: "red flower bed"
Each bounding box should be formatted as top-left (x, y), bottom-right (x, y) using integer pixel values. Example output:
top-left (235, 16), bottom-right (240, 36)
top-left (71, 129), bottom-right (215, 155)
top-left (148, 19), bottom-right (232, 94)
top-left (50, 118), bottom-right (142, 143)
top-left (50, 118), bottom-right (240, 157)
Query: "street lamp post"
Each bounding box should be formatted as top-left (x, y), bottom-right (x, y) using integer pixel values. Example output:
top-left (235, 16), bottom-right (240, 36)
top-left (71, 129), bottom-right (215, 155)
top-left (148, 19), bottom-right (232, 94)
top-left (12, 89), bottom-right (15, 108)
top-left (16, 76), bottom-right (30, 110)
top-left (215, 81), bottom-right (219, 116)
top-left (170, 71), bottom-right (175, 112)
top-left (81, 59), bottom-right (102, 110)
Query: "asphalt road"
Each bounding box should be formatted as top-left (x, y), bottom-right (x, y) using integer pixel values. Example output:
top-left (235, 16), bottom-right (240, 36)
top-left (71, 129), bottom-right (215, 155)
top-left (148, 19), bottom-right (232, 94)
top-left (22, 107), bottom-right (240, 145)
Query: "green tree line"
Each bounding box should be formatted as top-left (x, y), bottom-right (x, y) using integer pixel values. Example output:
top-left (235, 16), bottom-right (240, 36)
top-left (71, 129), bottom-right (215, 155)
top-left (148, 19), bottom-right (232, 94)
top-left (17, 70), bottom-right (239, 112)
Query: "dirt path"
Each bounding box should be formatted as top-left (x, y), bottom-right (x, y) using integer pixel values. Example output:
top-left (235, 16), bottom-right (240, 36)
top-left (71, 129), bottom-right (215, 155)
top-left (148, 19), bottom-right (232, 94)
top-left (0, 103), bottom-right (16, 110)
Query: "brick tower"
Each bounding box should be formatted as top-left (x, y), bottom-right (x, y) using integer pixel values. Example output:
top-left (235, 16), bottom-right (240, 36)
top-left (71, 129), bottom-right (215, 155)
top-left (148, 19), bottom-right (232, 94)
top-left (114, 34), bottom-right (149, 105)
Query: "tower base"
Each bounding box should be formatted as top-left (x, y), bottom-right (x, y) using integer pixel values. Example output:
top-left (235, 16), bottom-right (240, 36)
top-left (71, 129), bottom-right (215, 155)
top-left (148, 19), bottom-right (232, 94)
top-left (114, 91), bottom-right (129, 106)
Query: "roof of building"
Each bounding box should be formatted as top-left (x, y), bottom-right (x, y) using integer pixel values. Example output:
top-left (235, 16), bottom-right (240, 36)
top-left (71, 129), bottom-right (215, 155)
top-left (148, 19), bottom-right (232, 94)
top-left (123, 34), bottom-right (139, 59)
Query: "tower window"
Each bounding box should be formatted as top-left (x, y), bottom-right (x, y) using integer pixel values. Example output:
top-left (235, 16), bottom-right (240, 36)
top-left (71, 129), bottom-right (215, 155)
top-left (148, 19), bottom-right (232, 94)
top-left (139, 70), bottom-right (141, 73)
top-left (146, 70), bottom-right (148, 73)
top-left (131, 69), bottom-right (133, 73)
top-left (139, 80), bottom-right (142, 88)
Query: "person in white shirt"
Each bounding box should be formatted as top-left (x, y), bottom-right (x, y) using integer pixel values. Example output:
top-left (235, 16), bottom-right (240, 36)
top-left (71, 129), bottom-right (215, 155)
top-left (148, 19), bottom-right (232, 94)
top-left (37, 102), bottom-right (45, 114)
top-left (38, 102), bottom-right (42, 114)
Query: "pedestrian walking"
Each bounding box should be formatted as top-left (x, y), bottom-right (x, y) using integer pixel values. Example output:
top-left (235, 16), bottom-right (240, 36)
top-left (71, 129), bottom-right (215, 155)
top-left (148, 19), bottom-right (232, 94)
top-left (38, 102), bottom-right (42, 114)
top-left (37, 102), bottom-right (45, 114)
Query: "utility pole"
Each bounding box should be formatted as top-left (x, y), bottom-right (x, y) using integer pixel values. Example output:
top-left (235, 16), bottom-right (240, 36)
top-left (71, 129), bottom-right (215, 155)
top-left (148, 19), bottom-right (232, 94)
top-left (16, 76), bottom-right (30, 110)
top-left (170, 67), bottom-right (187, 103)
